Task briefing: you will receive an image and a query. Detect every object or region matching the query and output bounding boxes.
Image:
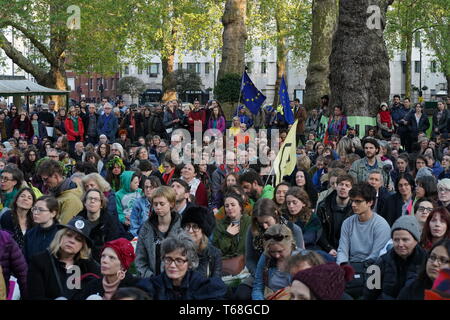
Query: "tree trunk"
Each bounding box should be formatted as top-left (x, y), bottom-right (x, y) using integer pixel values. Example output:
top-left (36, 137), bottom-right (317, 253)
top-left (329, 0), bottom-right (393, 117)
top-left (304, 0), bottom-right (339, 110)
top-left (404, 33), bottom-right (413, 99)
top-left (217, 0), bottom-right (247, 81)
top-left (272, 14), bottom-right (287, 107)
top-left (161, 52), bottom-right (177, 102)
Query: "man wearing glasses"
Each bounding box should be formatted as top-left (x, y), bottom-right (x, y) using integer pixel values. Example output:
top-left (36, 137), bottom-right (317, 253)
top-left (37, 159), bottom-right (83, 224)
top-left (0, 167), bottom-right (24, 208)
top-left (97, 103), bottom-right (118, 143)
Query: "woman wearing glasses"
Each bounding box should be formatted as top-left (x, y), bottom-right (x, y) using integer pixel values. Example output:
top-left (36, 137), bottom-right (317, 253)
top-left (413, 198), bottom-right (435, 232)
top-left (437, 178), bottom-right (450, 210)
top-left (181, 206), bottom-right (222, 278)
top-left (24, 196), bottom-right (60, 263)
top-left (420, 207), bottom-right (450, 250)
top-left (75, 189), bottom-right (120, 262)
top-left (252, 224), bottom-right (300, 300)
top-left (138, 231), bottom-right (227, 300)
top-left (398, 239), bottom-right (450, 299)
top-left (0, 187), bottom-right (36, 249)
top-left (135, 186), bottom-right (181, 278)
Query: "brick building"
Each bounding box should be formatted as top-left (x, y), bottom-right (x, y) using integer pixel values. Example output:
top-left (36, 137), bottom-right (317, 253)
top-left (66, 71), bottom-right (120, 103)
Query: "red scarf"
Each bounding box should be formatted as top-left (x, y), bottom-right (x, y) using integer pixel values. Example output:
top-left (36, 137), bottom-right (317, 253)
top-left (379, 110), bottom-right (392, 128)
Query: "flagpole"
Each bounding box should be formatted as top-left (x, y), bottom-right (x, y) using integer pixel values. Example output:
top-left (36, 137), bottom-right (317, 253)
top-left (236, 65), bottom-right (248, 117)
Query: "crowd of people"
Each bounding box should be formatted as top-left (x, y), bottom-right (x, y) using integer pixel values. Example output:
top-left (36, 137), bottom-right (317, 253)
top-left (0, 94), bottom-right (449, 301)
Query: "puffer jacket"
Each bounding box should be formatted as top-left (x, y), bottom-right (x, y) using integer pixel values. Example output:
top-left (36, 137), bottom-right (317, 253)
top-left (137, 270), bottom-right (227, 300)
top-left (135, 211), bottom-right (181, 278)
top-left (0, 230), bottom-right (28, 298)
top-left (364, 245), bottom-right (427, 300)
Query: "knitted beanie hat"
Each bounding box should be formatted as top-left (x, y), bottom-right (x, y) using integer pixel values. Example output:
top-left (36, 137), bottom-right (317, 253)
top-left (181, 206), bottom-right (216, 237)
top-left (415, 167), bottom-right (433, 180)
top-left (102, 238), bottom-right (136, 271)
top-left (391, 215), bottom-right (421, 242)
top-left (293, 263), bottom-right (355, 300)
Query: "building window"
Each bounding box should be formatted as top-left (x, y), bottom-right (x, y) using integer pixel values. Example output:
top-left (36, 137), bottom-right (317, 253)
top-left (261, 61), bottom-right (267, 74)
top-left (187, 63), bottom-right (201, 74)
top-left (138, 67), bottom-right (143, 75)
top-left (401, 61), bottom-right (406, 74)
top-left (247, 62), bottom-right (253, 74)
top-left (178, 63), bottom-right (183, 70)
top-left (205, 62), bottom-right (210, 74)
top-left (415, 61), bottom-right (421, 73)
top-left (89, 79), bottom-right (93, 91)
top-left (430, 61), bottom-right (437, 73)
top-left (148, 63), bottom-right (159, 77)
top-left (97, 78), bottom-right (103, 92)
top-left (414, 32), bottom-right (421, 48)
top-left (124, 65), bottom-right (129, 75)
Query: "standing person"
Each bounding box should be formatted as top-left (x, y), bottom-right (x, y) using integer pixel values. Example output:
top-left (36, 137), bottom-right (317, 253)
top-left (12, 111), bottom-right (33, 140)
top-left (0, 230), bottom-right (28, 300)
top-left (316, 174), bottom-right (354, 257)
top-left (73, 238), bottom-right (137, 300)
top-left (149, 105), bottom-right (167, 139)
top-left (24, 196), bottom-right (60, 263)
top-left (136, 231), bottom-right (227, 300)
top-left (54, 108), bottom-right (67, 137)
top-left (97, 103), bottom-right (118, 143)
top-left (432, 101), bottom-right (449, 140)
top-left (326, 105), bottom-right (347, 142)
top-left (207, 105), bottom-right (226, 134)
top-left (252, 224), bottom-right (300, 300)
top-left (405, 103), bottom-right (430, 153)
top-left (135, 186), bottom-right (181, 278)
top-left (37, 159), bottom-right (83, 224)
top-left (377, 102), bottom-right (394, 139)
top-left (188, 100), bottom-right (206, 135)
top-left (120, 104), bottom-right (144, 143)
top-left (38, 104), bottom-right (55, 138)
top-left (64, 106), bottom-right (85, 154)
top-left (364, 215), bottom-right (427, 300)
top-left (294, 101), bottom-right (307, 145)
top-left (27, 216), bottom-right (100, 300)
top-left (420, 207), bottom-right (450, 250)
top-left (181, 206), bottom-right (222, 278)
top-left (83, 104), bottom-right (99, 145)
top-left (163, 100), bottom-right (185, 137)
top-left (0, 188), bottom-right (36, 249)
top-left (76, 189), bottom-right (121, 262)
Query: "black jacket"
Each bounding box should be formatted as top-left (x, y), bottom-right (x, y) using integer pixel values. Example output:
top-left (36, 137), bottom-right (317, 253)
top-left (120, 112), bottom-right (144, 142)
top-left (380, 193), bottom-right (406, 227)
top-left (27, 250), bottom-right (100, 300)
top-left (364, 245), bottom-right (427, 300)
top-left (397, 276), bottom-right (433, 300)
top-left (72, 272), bottom-right (140, 300)
top-left (195, 243), bottom-right (222, 278)
top-left (432, 109), bottom-right (449, 136)
top-left (406, 112), bottom-right (430, 137)
top-left (316, 190), bottom-right (353, 252)
top-left (374, 187), bottom-right (391, 215)
top-left (24, 223), bottom-right (60, 263)
top-left (77, 209), bottom-right (121, 262)
top-left (82, 112), bottom-right (99, 137)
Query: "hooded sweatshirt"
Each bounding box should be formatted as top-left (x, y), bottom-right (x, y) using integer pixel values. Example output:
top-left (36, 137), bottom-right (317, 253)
top-left (51, 178), bottom-right (83, 225)
top-left (115, 171), bottom-right (143, 223)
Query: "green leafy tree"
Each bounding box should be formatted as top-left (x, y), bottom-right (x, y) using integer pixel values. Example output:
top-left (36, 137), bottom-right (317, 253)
top-left (214, 73), bottom-right (241, 105)
top-left (118, 76), bottom-right (146, 104)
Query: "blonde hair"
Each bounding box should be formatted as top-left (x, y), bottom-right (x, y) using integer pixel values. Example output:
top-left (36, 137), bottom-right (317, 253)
top-left (263, 224), bottom-right (296, 256)
top-left (150, 186), bottom-right (176, 207)
top-left (296, 155), bottom-right (311, 171)
top-left (81, 173), bottom-right (112, 193)
top-left (49, 228), bottom-right (91, 261)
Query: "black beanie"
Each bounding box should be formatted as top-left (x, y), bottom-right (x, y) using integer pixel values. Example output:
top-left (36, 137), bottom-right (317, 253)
top-left (181, 206), bottom-right (216, 237)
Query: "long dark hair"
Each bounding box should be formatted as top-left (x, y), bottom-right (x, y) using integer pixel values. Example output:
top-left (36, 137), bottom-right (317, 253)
top-left (11, 187), bottom-right (36, 230)
top-left (291, 169), bottom-right (318, 205)
top-left (420, 207), bottom-right (450, 249)
top-left (416, 239), bottom-right (450, 287)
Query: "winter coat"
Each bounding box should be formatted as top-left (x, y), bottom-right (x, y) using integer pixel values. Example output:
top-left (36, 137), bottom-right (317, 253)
top-left (195, 243), bottom-right (222, 279)
top-left (163, 108), bottom-right (185, 131)
top-left (130, 196), bottom-right (152, 238)
top-left (27, 250), bottom-right (100, 300)
top-left (0, 208), bottom-right (28, 249)
top-left (115, 171), bottom-right (143, 224)
top-left (149, 113), bottom-right (166, 138)
top-left (397, 276), bottom-right (433, 300)
top-left (72, 272), bottom-right (140, 300)
top-left (135, 211), bottom-right (181, 278)
top-left (76, 209), bottom-right (121, 262)
top-left (97, 113), bottom-right (118, 143)
top-left (363, 245), bottom-right (427, 300)
top-left (316, 190), bottom-right (353, 253)
top-left (0, 230), bottom-right (27, 299)
top-left (137, 270), bottom-right (227, 300)
top-left (82, 112), bottom-right (99, 138)
top-left (379, 193), bottom-right (411, 227)
top-left (405, 112), bottom-right (430, 138)
top-left (64, 116), bottom-right (85, 142)
top-left (188, 109), bottom-right (206, 133)
top-left (292, 213), bottom-right (322, 249)
top-left (52, 178), bottom-right (84, 225)
top-left (212, 214), bottom-right (252, 259)
top-left (120, 112), bottom-right (144, 142)
top-left (12, 116), bottom-right (34, 139)
top-left (432, 109), bottom-right (449, 138)
top-left (295, 106), bottom-right (307, 134)
top-left (24, 223), bottom-right (59, 263)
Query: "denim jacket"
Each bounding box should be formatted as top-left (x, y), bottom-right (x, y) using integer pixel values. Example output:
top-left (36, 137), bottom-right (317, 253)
top-left (130, 196), bottom-right (151, 238)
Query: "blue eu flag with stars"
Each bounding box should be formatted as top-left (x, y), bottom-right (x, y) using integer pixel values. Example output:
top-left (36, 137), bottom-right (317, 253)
top-left (242, 71), bottom-right (266, 115)
top-left (279, 75), bottom-right (294, 125)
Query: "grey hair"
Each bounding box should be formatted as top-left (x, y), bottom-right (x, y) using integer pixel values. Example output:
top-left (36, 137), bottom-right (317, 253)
top-left (161, 230), bottom-right (199, 269)
top-left (81, 173), bottom-right (112, 193)
top-left (438, 179), bottom-right (450, 190)
top-left (111, 143), bottom-right (124, 158)
top-left (368, 169), bottom-right (384, 183)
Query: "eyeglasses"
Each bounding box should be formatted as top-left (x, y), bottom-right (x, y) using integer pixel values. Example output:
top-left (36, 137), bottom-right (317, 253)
top-left (0, 176), bottom-right (14, 182)
top-left (163, 257), bottom-right (188, 267)
top-left (438, 187), bottom-right (450, 193)
top-left (31, 207), bottom-right (49, 214)
top-left (183, 224), bottom-right (200, 232)
top-left (86, 196), bottom-right (101, 203)
top-left (263, 234), bottom-right (288, 242)
top-left (417, 206), bottom-right (433, 213)
top-left (144, 185), bottom-right (154, 190)
top-left (428, 253), bottom-right (450, 265)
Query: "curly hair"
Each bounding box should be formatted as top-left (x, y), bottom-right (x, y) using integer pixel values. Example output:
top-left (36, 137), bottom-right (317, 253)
top-left (284, 186), bottom-right (312, 225)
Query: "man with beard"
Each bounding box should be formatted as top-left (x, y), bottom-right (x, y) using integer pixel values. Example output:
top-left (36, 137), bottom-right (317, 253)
top-left (349, 138), bottom-right (391, 188)
top-left (188, 99), bottom-right (206, 135)
top-left (170, 179), bottom-right (193, 216)
top-left (238, 169), bottom-right (274, 204)
top-left (316, 174), bottom-right (354, 257)
top-left (120, 104), bottom-right (144, 142)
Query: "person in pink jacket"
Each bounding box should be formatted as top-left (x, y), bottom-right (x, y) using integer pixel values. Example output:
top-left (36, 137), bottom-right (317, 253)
top-left (207, 106), bottom-right (226, 134)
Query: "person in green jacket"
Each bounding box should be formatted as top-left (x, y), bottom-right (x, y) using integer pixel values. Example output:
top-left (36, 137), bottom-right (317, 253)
top-left (116, 171), bottom-right (142, 227)
top-left (213, 192), bottom-right (251, 259)
top-left (238, 170), bottom-right (274, 206)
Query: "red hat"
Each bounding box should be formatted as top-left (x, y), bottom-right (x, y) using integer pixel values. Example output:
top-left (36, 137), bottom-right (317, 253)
top-left (102, 238), bottom-right (136, 271)
top-left (293, 263), bottom-right (354, 300)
